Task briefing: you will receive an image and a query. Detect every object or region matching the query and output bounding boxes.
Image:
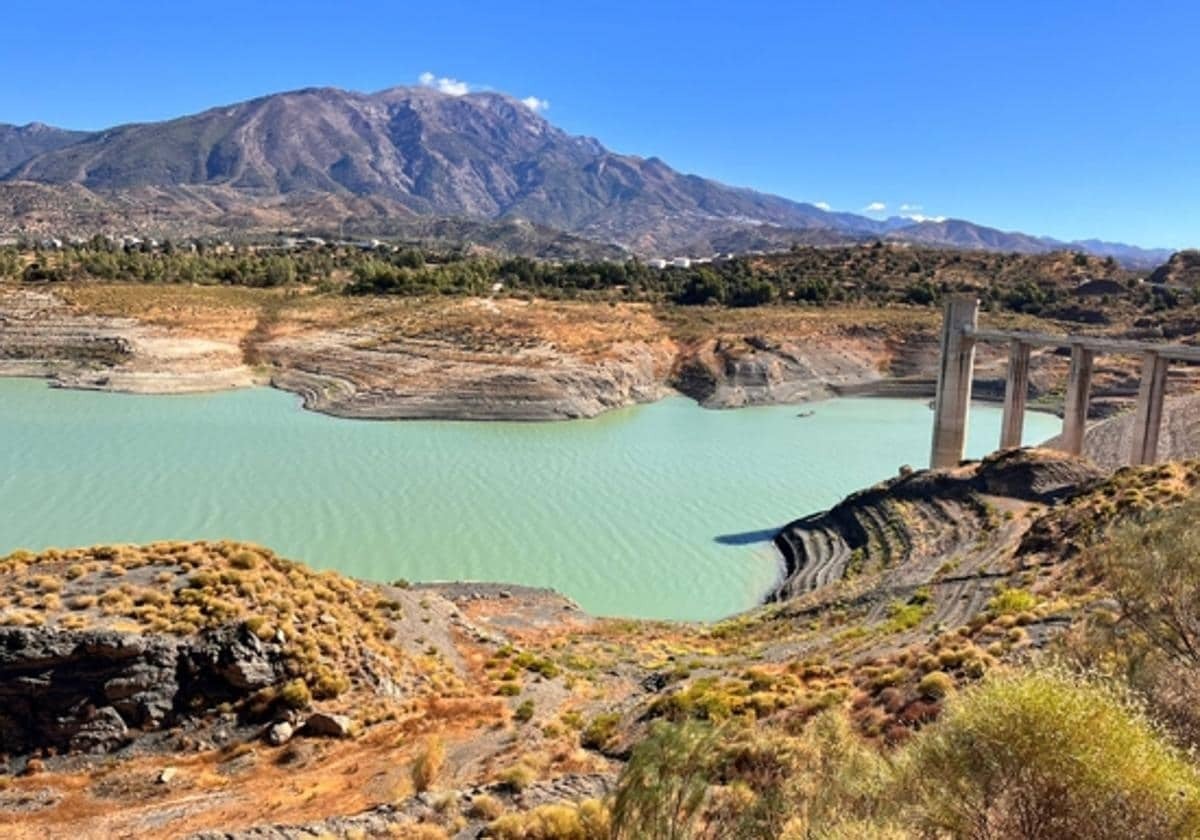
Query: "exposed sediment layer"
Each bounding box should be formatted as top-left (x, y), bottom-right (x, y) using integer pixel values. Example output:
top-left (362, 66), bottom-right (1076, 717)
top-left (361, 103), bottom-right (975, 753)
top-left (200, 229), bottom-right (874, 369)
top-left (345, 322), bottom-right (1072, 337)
top-left (0, 287), bottom-right (261, 393)
top-left (770, 448), bottom-right (1106, 607)
top-left (0, 286), bottom-right (933, 420)
top-left (3, 284), bottom-right (1183, 424)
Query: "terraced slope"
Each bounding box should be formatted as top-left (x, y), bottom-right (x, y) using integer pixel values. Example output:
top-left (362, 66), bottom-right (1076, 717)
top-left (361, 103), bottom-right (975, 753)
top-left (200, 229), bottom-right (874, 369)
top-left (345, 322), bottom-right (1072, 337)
top-left (772, 449), bottom-right (1105, 603)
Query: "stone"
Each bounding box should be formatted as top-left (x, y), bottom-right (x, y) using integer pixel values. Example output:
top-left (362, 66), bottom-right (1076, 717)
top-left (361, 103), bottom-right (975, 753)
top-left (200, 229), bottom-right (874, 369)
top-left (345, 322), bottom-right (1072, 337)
top-left (0, 623), bottom-right (288, 756)
top-left (266, 720), bottom-right (295, 746)
top-left (301, 712), bottom-right (354, 738)
top-left (157, 766), bottom-right (177, 784)
top-left (68, 706), bottom-right (129, 754)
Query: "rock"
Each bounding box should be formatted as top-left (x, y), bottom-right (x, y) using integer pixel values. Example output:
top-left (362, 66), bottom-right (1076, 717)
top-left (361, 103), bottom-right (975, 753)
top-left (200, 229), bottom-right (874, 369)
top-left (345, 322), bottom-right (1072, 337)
top-left (266, 720), bottom-right (295, 746)
top-left (157, 766), bottom-right (177, 784)
top-left (0, 622), bottom-right (288, 756)
top-left (68, 705), bottom-right (129, 754)
top-left (302, 712), bottom-right (354, 739)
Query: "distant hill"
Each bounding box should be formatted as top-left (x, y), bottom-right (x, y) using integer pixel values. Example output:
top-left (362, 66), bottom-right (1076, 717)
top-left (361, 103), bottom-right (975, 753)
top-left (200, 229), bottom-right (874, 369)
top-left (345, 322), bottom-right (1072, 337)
top-left (0, 85), bottom-right (1175, 265)
top-left (1148, 250), bottom-right (1200, 287)
top-left (0, 123), bottom-right (88, 176)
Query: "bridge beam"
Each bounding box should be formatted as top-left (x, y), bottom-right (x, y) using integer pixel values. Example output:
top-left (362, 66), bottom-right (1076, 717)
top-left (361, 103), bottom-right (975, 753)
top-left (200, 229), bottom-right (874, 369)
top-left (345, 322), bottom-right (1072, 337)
top-left (1059, 344), bottom-right (1094, 456)
top-left (930, 295), bottom-right (979, 469)
top-left (1000, 339), bottom-right (1031, 449)
top-left (1130, 351), bottom-right (1169, 465)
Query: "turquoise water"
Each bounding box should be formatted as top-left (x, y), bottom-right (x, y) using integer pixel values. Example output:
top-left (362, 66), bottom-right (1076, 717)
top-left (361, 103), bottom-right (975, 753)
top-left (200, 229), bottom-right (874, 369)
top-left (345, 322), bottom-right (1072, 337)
top-left (0, 379), bottom-right (1061, 620)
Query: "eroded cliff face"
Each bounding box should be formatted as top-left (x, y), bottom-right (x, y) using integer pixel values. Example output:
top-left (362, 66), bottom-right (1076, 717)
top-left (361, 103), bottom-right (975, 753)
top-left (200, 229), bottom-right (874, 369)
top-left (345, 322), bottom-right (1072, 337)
top-left (670, 334), bottom-right (884, 407)
top-left (770, 448), bottom-right (1106, 605)
top-left (263, 328), bottom-right (673, 421)
top-left (0, 624), bottom-right (287, 755)
top-left (0, 287), bottom-right (259, 392)
top-left (0, 286), bottom-right (923, 420)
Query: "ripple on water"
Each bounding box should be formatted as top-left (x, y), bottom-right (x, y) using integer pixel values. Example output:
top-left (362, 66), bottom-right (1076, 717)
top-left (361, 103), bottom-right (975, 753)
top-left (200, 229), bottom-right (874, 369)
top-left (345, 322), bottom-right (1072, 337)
top-left (0, 378), bottom-right (1062, 621)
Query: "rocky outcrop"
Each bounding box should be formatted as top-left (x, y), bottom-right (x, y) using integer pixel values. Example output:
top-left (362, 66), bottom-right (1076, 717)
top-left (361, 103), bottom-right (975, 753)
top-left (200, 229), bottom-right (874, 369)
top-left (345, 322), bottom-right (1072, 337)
top-left (265, 329), bottom-right (672, 421)
top-left (770, 449), bottom-right (1106, 603)
top-left (671, 334), bottom-right (883, 408)
top-left (0, 287), bottom-right (259, 393)
top-left (0, 623), bottom-right (287, 755)
top-left (1148, 250), bottom-right (1200, 288)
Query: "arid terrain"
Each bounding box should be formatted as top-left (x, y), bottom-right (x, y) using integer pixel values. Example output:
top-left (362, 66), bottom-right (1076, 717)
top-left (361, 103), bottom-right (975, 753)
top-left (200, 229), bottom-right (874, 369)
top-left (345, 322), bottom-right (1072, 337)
top-left (4, 276), bottom-right (1191, 425)
top-left (6, 251), bottom-right (1200, 837)
top-left (2, 448), bottom-right (1198, 837)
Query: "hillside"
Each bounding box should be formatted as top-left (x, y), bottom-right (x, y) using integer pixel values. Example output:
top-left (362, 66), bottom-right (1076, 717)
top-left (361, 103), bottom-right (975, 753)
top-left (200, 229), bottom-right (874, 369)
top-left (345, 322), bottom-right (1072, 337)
top-left (0, 123), bottom-right (88, 175)
top-left (1149, 249), bottom-right (1200, 287)
top-left (3, 450), bottom-right (1200, 837)
top-left (0, 85), bottom-right (1173, 264)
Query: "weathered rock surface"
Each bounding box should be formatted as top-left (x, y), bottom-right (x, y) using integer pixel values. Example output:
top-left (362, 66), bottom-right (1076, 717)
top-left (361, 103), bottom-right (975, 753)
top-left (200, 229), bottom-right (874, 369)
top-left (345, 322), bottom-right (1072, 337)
top-left (265, 328), bottom-right (672, 421)
top-left (187, 773), bottom-right (614, 839)
top-left (770, 448), bottom-right (1106, 604)
top-left (299, 712), bottom-right (353, 739)
top-left (0, 623), bottom-right (287, 754)
top-left (0, 287), bottom-right (259, 392)
top-left (671, 334), bottom-right (882, 407)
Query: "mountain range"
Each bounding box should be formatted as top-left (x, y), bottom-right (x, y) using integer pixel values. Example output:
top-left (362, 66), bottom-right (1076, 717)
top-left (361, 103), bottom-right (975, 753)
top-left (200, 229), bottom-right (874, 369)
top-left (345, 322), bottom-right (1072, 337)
top-left (0, 85), bottom-right (1174, 266)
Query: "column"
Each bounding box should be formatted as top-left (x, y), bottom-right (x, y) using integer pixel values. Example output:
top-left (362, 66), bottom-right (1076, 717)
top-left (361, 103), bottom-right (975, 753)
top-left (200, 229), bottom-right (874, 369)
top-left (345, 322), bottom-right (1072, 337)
top-left (1060, 343), bottom-right (1094, 456)
top-left (1000, 339), bottom-right (1031, 449)
top-left (1129, 351), bottom-right (1168, 465)
top-left (929, 295), bottom-right (979, 469)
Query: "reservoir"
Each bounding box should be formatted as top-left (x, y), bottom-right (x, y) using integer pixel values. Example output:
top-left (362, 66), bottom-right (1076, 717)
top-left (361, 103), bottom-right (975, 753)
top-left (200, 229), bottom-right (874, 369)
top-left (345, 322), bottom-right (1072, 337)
top-left (0, 378), bottom-right (1061, 620)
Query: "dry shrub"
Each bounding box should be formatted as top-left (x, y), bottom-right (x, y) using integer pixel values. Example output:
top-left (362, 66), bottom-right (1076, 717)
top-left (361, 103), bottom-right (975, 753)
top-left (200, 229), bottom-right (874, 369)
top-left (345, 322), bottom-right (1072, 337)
top-left (412, 736), bottom-right (446, 793)
top-left (1071, 498), bottom-right (1200, 748)
top-left (612, 711), bottom-right (894, 840)
top-left (900, 670), bottom-right (1200, 840)
top-left (488, 799), bottom-right (609, 840)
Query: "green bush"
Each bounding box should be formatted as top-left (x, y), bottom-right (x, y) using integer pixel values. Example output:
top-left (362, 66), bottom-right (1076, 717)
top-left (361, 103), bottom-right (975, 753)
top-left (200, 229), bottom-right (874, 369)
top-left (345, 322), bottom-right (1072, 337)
top-left (900, 670), bottom-right (1200, 839)
top-left (580, 712), bottom-right (621, 751)
top-left (277, 678), bottom-right (312, 710)
top-left (514, 700), bottom-right (535, 723)
top-left (986, 587), bottom-right (1038, 615)
top-left (916, 671), bottom-right (955, 700)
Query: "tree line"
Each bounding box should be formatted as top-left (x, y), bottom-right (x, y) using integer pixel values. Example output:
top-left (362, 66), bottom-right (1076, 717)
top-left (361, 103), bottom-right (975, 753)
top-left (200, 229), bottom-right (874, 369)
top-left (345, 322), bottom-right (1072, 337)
top-left (0, 239), bottom-right (1178, 315)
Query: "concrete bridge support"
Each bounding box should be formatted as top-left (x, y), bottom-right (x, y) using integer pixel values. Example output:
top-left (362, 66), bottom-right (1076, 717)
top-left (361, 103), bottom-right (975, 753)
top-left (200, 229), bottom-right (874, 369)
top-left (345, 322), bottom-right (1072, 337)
top-left (1060, 344), bottom-right (1095, 456)
top-left (930, 295), bottom-right (979, 469)
top-left (1000, 339), bottom-right (1031, 449)
top-left (1130, 351), bottom-right (1169, 465)
top-left (931, 301), bottom-right (1189, 469)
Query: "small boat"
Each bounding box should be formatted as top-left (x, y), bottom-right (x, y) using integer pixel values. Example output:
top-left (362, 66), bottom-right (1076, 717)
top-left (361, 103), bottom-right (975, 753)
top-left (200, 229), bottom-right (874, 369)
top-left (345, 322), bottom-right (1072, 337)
top-left (796, 410), bottom-right (815, 418)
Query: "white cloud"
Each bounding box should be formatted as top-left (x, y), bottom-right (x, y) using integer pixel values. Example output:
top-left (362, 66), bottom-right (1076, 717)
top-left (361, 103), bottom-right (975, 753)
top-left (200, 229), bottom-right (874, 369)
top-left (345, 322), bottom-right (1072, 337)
top-left (863, 201), bottom-right (887, 214)
top-left (899, 203), bottom-right (922, 212)
top-left (418, 72), bottom-right (551, 112)
top-left (418, 71), bottom-right (470, 96)
top-left (813, 201), bottom-right (831, 211)
top-left (902, 213), bottom-right (947, 223)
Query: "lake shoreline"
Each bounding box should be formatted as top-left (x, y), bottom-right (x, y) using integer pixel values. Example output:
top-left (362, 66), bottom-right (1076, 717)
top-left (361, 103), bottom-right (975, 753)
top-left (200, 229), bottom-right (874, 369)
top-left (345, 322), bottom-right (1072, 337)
top-left (0, 379), bottom-right (1064, 621)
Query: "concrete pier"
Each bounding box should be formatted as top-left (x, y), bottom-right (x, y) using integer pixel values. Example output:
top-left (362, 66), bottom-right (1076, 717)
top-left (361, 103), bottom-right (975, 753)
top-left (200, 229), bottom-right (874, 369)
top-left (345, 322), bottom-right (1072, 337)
top-left (932, 308), bottom-right (1187, 469)
top-left (1060, 344), bottom-right (1095, 456)
top-left (1130, 351), bottom-right (1169, 465)
top-left (929, 295), bottom-right (979, 469)
top-left (999, 339), bottom-right (1031, 449)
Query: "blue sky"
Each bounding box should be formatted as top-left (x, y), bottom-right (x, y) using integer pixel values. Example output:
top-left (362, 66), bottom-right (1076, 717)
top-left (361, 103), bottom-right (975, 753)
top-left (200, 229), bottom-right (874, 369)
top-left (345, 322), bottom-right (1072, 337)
top-left (2, 1), bottom-right (1197, 248)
